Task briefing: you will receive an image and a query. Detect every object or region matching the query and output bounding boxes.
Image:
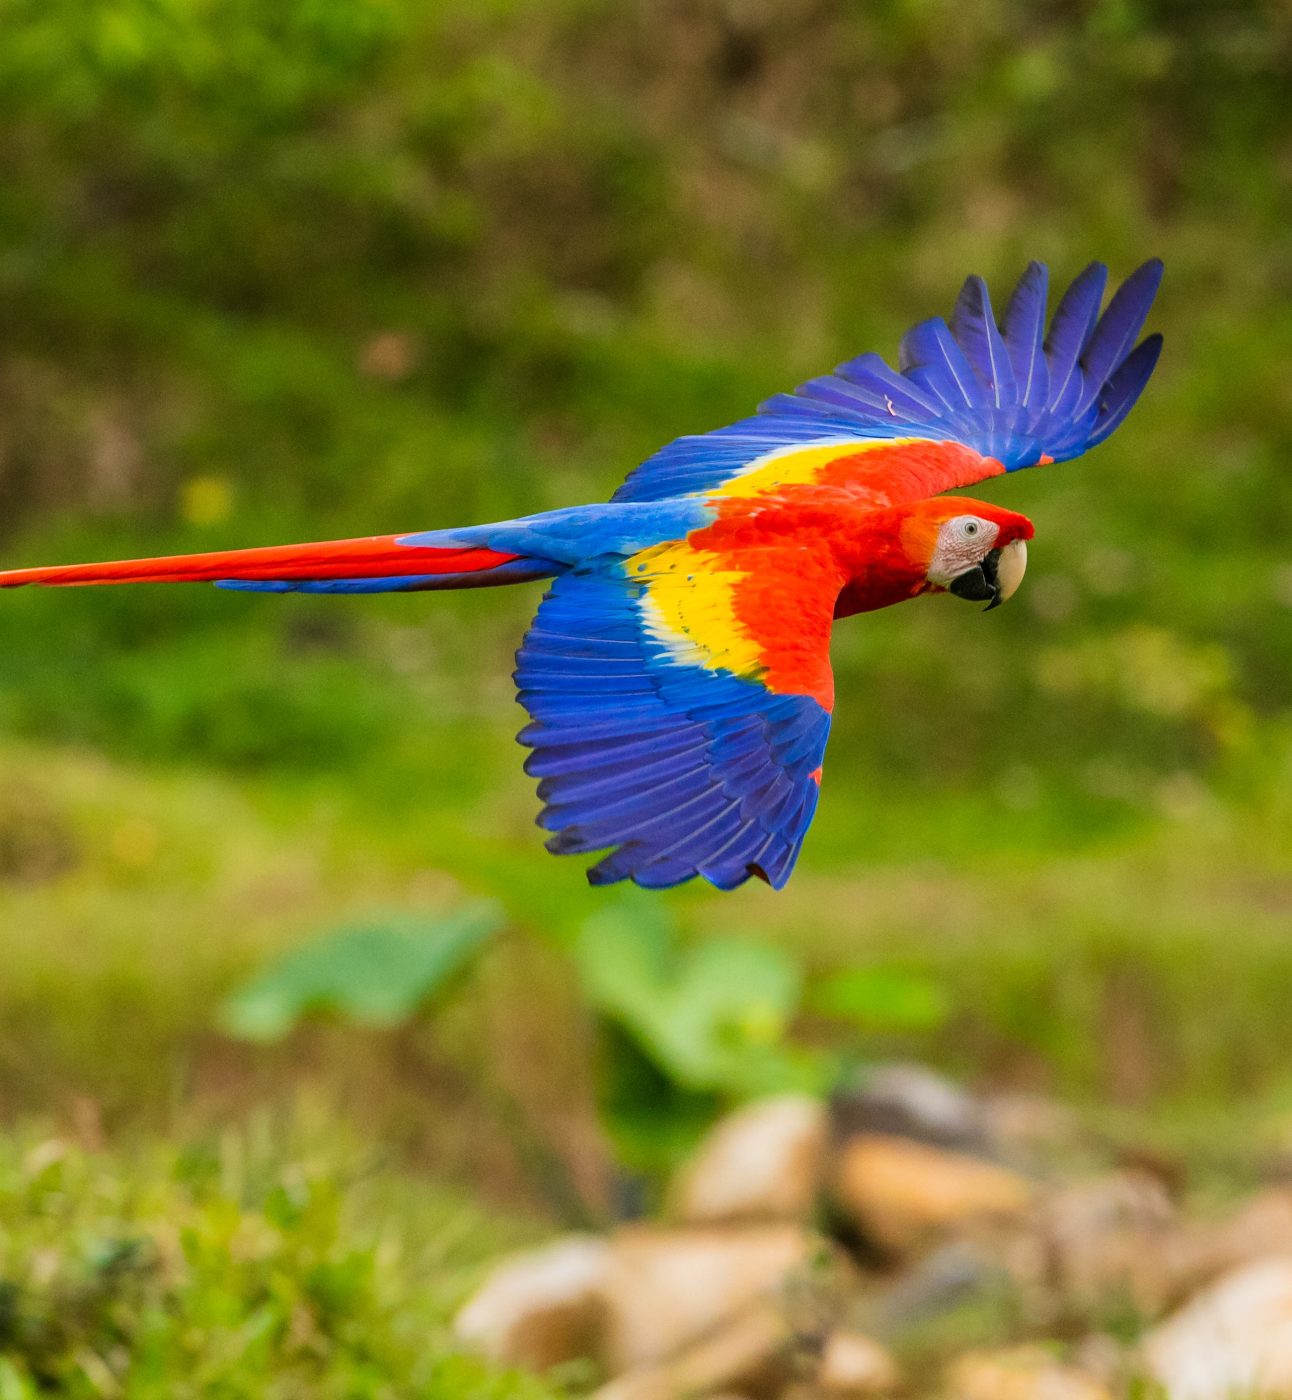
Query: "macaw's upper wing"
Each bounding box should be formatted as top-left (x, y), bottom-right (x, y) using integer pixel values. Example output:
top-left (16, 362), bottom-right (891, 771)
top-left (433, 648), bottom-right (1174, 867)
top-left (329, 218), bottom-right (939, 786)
top-left (516, 539), bottom-right (839, 890)
top-left (611, 260), bottom-right (1163, 506)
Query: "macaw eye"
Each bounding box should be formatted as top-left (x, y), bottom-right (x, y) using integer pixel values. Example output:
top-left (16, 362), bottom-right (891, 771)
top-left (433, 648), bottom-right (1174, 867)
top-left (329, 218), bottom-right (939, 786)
top-left (960, 518), bottom-right (981, 538)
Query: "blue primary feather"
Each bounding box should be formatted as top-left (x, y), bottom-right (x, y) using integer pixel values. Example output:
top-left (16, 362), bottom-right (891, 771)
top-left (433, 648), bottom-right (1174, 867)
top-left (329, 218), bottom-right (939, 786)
top-left (1072, 259), bottom-right (1164, 416)
top-left (1044, 262), bottom-right (1109, 409)
top-left (515, 568), bottom-right (832, 891)
top-left (950, 275), bottom-right (1015, 409)
top-left (611, 260), bottom-right (1163, 501)
top-left (1087, 332), bottom-right (1165, 446)
top-left (833, 352), bottom-right (949, 417)
top-left (1001, 261), bottom-right (1049, 411)
top-left (899, 318), bottom-right (986, 411)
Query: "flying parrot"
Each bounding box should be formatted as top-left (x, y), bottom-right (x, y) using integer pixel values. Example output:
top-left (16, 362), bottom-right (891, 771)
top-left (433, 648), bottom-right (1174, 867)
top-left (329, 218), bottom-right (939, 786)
top-left (0, 260), bottom-right (1163, 891)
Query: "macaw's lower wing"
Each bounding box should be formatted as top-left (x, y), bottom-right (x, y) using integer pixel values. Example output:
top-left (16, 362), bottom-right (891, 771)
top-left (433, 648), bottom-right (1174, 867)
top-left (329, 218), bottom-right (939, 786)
top-left (0, 532), bottom-right (556, 593)
top-left (516, 546), bottom-right (837, 891)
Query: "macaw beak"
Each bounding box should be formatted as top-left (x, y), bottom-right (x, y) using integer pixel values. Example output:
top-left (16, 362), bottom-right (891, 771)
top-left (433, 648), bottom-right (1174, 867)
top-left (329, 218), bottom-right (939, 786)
top-left (948, 539), bottom-right (1028, 611)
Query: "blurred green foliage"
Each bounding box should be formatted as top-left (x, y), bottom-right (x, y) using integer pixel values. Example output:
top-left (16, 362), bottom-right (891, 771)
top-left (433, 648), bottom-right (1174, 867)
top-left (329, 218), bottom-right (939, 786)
top-left (215, 895), bottom-right (951, 1181)
top-left (573, 902), bottom-right (806, 1097)
top-left (807, 967), bottom-right (950, 1036)
top-left (574, 900), bottom-right (810, 1173)
top-left (218, 903), bottom-right (504, 1041)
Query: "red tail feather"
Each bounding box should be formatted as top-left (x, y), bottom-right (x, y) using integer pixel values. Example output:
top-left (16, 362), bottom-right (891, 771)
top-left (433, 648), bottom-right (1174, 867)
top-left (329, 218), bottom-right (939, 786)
top-left (0, 534), bottom-right (519, 589)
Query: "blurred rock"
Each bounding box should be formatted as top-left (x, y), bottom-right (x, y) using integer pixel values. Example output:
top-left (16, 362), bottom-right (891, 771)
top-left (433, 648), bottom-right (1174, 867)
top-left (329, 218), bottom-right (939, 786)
top-left (832, 1134), bottom-right (1031, 1256)
top-left (603, 1223), bottom-right (818, 1371)
top-left (1018, 1179), bottom-right (1292, 1323)
top-left (981, 1092), bottom-right (1082, 1165)
top-left (1112, 1141), bottom-right (1189, 1197)
top-left (1168, 1189), bottom-right (1292, 1297)
top-left (1019, 1171), bottom-right (1177, 1315)
top-left (872, 1240), bottom-right (1016, 1335)
top-left (1070, 1334), bottom-right (1127, 1391)
top-left (945, 1344), bottom-right (1113, 1400)
top-left (1141, 1256), bottom-right (1292, 1400)
top-left (456, 1089), bottom-right (1292, 1397)
top-left (815, 1329), bottom-right (900, 1395)
top-left (831, 1063), bottom-right (991, 1155)
top-left (453, 1234), bottom-right (610, 1370)
top-left (593, 1297), bottom-right (792, 1400)
top-left (669, 1094), bottom-right (828, 1225)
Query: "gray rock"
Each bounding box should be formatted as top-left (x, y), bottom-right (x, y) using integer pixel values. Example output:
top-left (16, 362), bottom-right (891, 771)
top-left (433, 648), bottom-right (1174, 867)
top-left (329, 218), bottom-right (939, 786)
top-left (871, 1241), bottom-right (1015, 1336)
top-left (831, 1064), bottom-right (991, 1156)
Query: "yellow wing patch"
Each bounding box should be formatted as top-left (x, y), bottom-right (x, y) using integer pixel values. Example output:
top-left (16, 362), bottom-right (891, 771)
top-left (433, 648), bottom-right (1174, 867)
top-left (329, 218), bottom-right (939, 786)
top-left (629, 542), bottom-right (765, 680)
top-left (707, 437), bottom-right (927, 501)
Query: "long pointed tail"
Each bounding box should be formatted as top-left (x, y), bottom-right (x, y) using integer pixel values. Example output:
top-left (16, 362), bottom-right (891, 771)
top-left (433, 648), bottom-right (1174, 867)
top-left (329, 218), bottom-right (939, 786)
top-left (0, 532), bottom-right (558, 594)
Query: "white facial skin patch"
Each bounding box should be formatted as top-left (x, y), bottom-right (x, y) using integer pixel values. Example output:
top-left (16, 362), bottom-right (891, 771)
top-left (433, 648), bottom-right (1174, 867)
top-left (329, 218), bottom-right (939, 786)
top-left (927, 515), bottom-right (1001, 587)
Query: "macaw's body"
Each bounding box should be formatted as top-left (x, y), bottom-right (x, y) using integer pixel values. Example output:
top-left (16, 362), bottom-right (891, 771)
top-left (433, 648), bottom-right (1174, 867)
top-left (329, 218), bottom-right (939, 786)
top-left (0, 260), bottom-right (1164, 891)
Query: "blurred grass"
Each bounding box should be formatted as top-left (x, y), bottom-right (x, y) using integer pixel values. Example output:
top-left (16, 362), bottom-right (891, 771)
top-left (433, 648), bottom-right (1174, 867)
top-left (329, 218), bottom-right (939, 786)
top-left (0, 1114), bottom-right (566, 1398)
top-left (0, 0), bottom-right (1290, 1384)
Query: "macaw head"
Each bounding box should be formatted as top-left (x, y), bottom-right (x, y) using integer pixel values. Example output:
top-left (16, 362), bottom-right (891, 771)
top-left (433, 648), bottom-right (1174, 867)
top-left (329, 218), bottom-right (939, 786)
top-left (902, 497), bottom-right (1034, 611)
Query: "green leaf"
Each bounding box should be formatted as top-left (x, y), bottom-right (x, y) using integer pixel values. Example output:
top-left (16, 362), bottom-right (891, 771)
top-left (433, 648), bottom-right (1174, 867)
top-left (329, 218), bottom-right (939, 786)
top-left (807, 967), bottom-right (951, 1033)
top-left (573, 902), bottom-right (673, 1020)
top-left (218, 902), bottom-right (504, 1042)
top-left (573, 905), bottom-right (805, 1094)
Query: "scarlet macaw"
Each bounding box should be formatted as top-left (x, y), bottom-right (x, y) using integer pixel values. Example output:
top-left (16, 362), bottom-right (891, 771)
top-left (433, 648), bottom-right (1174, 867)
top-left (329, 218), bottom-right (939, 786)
top-left (0, 260), bottom-right (1163, 891)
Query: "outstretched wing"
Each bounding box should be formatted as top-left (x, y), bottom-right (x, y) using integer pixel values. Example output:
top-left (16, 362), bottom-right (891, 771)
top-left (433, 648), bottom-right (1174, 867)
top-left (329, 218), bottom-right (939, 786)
top-left (612, 259), bottom-right (1163, 506)
top-left (516, 542), bottom-right (838, 890)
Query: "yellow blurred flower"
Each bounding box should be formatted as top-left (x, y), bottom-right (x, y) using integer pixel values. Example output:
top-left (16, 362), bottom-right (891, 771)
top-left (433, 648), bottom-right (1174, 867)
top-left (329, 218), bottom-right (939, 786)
top-left (180, 476), bottom-right (235, 527)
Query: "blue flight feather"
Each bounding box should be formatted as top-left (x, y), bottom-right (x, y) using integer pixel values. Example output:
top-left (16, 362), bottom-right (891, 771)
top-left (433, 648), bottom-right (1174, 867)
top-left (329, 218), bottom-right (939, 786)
top-left (950, 275), bottom-right (1015, 409)
top-left (1072, 258), bottom-right (1164, 416)
top-left (1087, 333), bottom-right (1165, 446)
top-left (1044, 261), bottom-right (1108, 414)
top-left (1002, 260), bottom-right (1049, 413)
top-left (898, 318), bottom-right (986, 411)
